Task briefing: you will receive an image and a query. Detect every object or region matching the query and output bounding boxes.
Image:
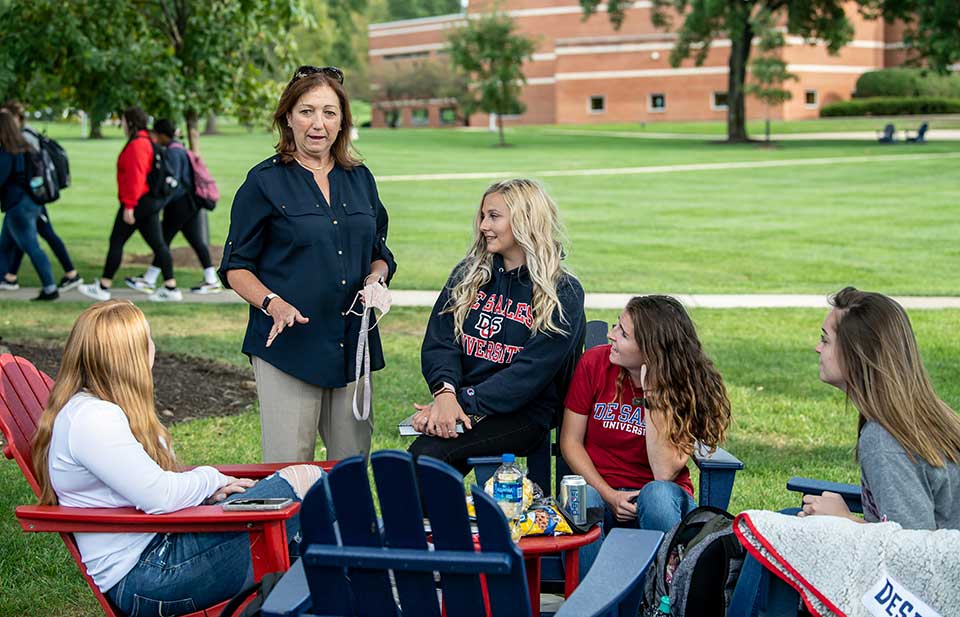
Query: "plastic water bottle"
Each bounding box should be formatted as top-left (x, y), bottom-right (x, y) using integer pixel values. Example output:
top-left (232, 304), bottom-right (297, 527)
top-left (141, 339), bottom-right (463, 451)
top-left (492, 453), bottom-right (523, 520)
top-left (655, 595), bottom-right (671, 616)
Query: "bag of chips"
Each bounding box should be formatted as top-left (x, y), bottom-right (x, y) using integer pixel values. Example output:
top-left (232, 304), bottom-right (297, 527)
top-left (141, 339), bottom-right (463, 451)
top-left (514, 498), bottom-right (573, 539)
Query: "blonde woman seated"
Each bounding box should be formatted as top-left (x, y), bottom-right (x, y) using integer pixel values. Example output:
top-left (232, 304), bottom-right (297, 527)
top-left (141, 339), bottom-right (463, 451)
top-left (31, 301), bottom-right (323, 617)
top-left (802, 287), bottom-right (960, 529)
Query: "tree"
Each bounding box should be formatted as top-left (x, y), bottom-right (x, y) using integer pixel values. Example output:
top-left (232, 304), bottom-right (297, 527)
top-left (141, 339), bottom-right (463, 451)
top-left (580, 0), bottom-right (855, 142)
top-left (860, 1), bottom-right (960, 73)
top-left (746, 10), bottom-right (798, 143)
top-left (387, 0), bottom-right (460, 21)
top-left (448, 12), bottom-right (534, 146)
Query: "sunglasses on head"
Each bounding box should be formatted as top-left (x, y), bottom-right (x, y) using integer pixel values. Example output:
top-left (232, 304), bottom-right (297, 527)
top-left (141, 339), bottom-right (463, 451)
top-left (291, 65), bottom-right (344, 84)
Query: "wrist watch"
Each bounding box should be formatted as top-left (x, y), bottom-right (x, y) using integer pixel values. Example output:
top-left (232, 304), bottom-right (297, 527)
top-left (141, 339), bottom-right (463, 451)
top-left (261, 293), bottom-right (279, 316)
top-left (431, 381), bottom-right (456, 398)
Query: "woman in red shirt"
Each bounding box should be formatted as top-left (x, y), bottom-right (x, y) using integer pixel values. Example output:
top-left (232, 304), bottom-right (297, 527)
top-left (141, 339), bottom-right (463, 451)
top-left (561, 295), bottom-right (731, 535)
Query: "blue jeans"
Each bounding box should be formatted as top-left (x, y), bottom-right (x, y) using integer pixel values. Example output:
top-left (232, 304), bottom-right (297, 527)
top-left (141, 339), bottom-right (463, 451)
top-left (0, 198), bottom-right (55, 289)
top-left (577, 481), bottom-right (697, 580)
top-left (106, 474), bottom-right (301, 617)
top-left (6, 205), bottom-right (74, 276)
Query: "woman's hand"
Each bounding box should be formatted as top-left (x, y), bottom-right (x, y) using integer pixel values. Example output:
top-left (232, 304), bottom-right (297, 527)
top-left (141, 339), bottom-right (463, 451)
top-left (798, 491), bottom-right (860, 521)
top-left (266, 298), bottom-right (310, 347)
top-left (122, 208), bottom-right (136, 225)
top-left (412, 394), bottom-right (471, 439)
top-left (207, 476), bottom-right (257, 504)
top-left (604, 488), bottom-right (640, 523)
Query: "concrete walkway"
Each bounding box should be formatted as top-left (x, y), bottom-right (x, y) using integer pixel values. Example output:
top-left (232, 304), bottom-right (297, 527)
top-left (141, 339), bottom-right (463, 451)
top-left (5, 287), bottom-right (960, 309)
top-left (547, 128), bottom-right (960, 141)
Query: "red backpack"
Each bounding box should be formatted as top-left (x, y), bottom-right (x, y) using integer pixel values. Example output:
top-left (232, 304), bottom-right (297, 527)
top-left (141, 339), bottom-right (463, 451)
top-left (170, 142), bottom-right (220, 210)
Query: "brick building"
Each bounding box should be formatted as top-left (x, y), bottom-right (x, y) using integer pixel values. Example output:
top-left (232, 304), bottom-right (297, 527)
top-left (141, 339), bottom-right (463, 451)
top-left (368, 0), bottom-right (910, 128)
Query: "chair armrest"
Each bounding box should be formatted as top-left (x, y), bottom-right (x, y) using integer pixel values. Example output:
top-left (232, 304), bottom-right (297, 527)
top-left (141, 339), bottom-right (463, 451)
top-left (16, 502), bottom-right (300, 534)
top-left (786, 477), bottom-right (862, 514)
top-left (262, 559), bottom-right (312, 617)
top-left (210, 461), bottom-right (336, 479)
top-left (693, 444), bottom-right (744, 471)
top-left (555, 528), bottom-right (663, 617)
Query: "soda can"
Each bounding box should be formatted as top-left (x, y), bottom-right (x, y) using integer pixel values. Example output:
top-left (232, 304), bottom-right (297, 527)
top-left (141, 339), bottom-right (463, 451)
top-left (560, 475), bottom-right (587, 526)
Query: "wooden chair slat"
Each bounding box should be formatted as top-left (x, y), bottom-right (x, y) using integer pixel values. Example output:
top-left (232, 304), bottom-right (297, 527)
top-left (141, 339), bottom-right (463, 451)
top-left (299, 477), bottom-right (354, 616)
top-left (418, 456), bottom-right (488, 617)
top-left (327, 456), bottom-right (398, 616)
top-left (371, 451), bottom-right (441, 617)
top-left (472, 486), bottom-right (531, 617)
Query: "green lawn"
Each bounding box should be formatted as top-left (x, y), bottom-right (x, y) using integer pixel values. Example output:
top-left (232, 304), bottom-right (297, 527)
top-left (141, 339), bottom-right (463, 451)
top-left (552, 115), bottom-right (960, 134)
top-left (9, 121), bottom-right (960, 294)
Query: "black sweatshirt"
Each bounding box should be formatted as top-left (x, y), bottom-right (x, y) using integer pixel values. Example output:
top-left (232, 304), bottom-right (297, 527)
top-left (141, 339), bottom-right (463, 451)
top-left (421, 255), bottom-right (586, 429)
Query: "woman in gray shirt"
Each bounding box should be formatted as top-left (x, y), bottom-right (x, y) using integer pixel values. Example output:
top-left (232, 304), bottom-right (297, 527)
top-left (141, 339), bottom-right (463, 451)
top-left (803, 286), bottom-right (960, 530)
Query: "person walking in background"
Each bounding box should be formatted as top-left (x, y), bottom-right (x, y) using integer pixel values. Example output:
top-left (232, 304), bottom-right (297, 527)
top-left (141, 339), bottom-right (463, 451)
top-left (0, 100), bottom-right (81, 293)
top-left (125, 119), bottom-right (221, 295)
top-left (78, 107), bottom-right (182, 302)
top-left (220, 66), bottom-right (396, 462)
top-left (0, 109), bottom-right (60, 300)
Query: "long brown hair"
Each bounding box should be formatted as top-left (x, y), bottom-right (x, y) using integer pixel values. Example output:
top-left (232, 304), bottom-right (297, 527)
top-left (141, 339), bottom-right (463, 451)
top-left (446, 178), bottom-right (574, 339)
top-left (272, 71), bottom-right (361, 170)
top-left (831, 287), bottom-right (960, 467)
top-left (0, 109), bottom-right (28, 153)
top-left (32, 301), bottom-right (177, 505)
top-left (619, 295), bottom-right (731, 454)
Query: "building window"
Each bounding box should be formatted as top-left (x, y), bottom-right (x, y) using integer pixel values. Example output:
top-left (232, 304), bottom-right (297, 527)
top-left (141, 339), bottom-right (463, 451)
top-left (439, 107), bottom-right (458, 126)
top-left (711, 91), bottom-right (729, 110)
top-left (385, 110), bottom-right (401, 128)
top-left (589, 95), bottom-right (605, 113)
top-left (649, 93), bottom-right (666, 112)
top-left (804, 89), bottom-right (819, 109)
top-left (383, 51), bottom-right (430, 61)
top-left (411, 108), bottom-right (429, 127)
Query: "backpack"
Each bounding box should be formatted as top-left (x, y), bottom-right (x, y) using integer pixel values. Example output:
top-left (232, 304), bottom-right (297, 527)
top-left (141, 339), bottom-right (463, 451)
top-left (15, 148), bottom-right (60, 204)
top-left (642, 506), bottom-right (746, 617)
top-left (24, 127), bottom-right (70, 189)
top-left (169, 141), bottom-right (219, 211)
top-left (141, 137), bottom-right (179, 203)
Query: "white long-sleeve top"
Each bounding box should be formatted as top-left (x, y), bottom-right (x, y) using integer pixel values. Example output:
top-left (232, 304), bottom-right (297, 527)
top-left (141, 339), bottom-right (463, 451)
top-left (48, 392), bottom-right (230, 591)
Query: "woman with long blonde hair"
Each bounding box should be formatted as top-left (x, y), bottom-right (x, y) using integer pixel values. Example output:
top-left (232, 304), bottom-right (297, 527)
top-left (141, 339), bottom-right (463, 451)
top-left (802, 287), bottom-right (960, 529)
top-left (561, 295), bottom-right (731, 535)
top-left (409, 178), bottom-right (585, 473)
top-left (32, 300), bottom-right (323, 616)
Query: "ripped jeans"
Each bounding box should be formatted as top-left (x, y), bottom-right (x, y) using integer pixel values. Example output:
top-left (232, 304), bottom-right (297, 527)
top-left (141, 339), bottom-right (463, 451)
top-left (106, 474), bottom-right (300, 617)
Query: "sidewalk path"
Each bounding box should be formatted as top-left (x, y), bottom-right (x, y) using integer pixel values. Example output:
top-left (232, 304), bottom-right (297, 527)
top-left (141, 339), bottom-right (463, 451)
top-left (376, 151), bottom-right (960, 182)
top-left (5, 287), bottom-right (960, 310)
top-left (546, 129), bottom-right (960, 141)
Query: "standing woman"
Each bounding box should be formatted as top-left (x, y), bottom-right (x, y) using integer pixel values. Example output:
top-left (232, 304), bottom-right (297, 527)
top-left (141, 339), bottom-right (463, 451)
top-left (801, 287), bottom-right (960, 529)
top-left (409, 178), bottom-right (585, 473)
top-left (220, 66), bottom-right (396, 463)
top-left (0, 109), bottom-right (60, 300)
top-left (78, 106), bottom-right (181, 303)
top-left (560, 295), bottom-right (731, 533)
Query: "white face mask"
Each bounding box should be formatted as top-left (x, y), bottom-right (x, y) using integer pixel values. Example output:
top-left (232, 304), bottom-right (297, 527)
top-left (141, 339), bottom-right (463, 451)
top-left (349, 281), bottom-right (392, 423)
top-left (362, 281), bottom-right (392, 316)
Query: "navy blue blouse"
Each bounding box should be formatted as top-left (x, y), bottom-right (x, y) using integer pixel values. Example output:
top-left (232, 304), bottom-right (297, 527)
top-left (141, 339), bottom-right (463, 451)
top-left (219, 156), bottom-right (397, 388)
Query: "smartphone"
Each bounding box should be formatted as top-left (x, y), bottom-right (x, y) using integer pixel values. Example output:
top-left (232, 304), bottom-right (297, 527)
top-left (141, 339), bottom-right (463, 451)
top-left (222, 497), bottom-right (293, 511)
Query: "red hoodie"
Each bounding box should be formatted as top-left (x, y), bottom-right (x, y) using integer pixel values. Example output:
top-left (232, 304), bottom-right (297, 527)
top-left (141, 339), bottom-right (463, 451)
top-left (116, 130), bottom-right (154, 210)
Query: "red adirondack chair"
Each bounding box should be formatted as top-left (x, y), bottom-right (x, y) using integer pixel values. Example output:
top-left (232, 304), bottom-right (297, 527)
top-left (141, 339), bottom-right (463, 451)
top-left (0, 353), bottom-right (334, 617)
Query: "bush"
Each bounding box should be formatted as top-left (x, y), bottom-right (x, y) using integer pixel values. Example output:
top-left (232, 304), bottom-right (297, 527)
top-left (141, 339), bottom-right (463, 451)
top-left (820, 97), bottom-right (960, 117)
top-left (855, 69), bottom-right (960, 99)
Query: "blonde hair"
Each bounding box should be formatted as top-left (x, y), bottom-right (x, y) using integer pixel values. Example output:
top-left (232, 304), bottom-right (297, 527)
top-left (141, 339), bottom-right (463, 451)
top-left (615, 296), bottom-right (731, 455)
top-left (446, 179), bottom-right (573, 339)
top-left (831, 287), bottom-right (960, 467)
top-left (32, 301), bottom-right (177, 505)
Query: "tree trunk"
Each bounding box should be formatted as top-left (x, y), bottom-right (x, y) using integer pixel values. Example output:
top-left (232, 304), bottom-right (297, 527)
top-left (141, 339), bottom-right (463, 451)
top-left (185, 109), bottom-right (200, 154)
top-left (203, 112), bottom-right (219, 135)
top-left (497, 113), bottom-right (506, 146)
top-left (726, 12), bottom-right (753, 143)
top-left (88, 110), bottom-right (105, 139)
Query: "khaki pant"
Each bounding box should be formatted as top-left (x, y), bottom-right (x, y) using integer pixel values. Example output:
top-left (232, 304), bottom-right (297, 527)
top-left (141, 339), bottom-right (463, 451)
top-left (252, 356), bottom-right (374, 462)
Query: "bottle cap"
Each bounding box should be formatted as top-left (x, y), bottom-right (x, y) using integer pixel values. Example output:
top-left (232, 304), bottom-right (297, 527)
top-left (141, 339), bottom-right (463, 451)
top-left (501, 453), bottom-right (515, 463)
top-left (658, 595), bottom-right (670, 613)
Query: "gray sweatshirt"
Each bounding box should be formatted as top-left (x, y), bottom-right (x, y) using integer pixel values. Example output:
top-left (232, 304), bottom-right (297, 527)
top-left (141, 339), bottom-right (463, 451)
top-left (859, 421), bottom-right (960, 529)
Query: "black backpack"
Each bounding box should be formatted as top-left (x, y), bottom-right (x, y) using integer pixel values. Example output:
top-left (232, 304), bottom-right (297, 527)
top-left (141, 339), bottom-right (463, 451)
top-left (15, 148), bottom-right (59, 204)
top-left (642, 506), bottom-right (746, 617)
top-left (24, 127), bottom-right (70, 190)
top-left (142, 138), bottom-right (179, 203)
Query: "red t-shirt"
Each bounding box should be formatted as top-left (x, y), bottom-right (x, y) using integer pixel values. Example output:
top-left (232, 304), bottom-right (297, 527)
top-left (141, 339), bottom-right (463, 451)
top-left (564, 345), bottom-right (694, 496)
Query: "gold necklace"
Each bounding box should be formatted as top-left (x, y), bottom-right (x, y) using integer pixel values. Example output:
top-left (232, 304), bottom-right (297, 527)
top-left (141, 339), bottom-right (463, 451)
top-left (294, 155), bottom-right (332, 173)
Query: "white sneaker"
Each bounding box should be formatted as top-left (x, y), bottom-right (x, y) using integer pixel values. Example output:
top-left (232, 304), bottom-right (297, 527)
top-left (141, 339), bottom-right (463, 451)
top-left (78, 283), bottom-right (111, 301)
top-left (0, 279), bottom-right (19, 291)
top-left (190, 281), bottom-right (222, 294)
top-left (148, 287), bottom-right (183, 302)
top-left (125, 276), bottom-right (155, 293)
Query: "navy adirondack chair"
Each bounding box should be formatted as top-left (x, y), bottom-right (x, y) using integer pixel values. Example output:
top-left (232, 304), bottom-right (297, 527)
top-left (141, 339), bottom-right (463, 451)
top-left (876, 123), bottom-right (896, 143)
top-left (470, 320), bottom-right (744, 511)
top-left (726, 477), bottom-right (863, 616)
top-left (905, 122), bottom-right (929, 143)
top-left (262, 450), bottom-right (664, 617)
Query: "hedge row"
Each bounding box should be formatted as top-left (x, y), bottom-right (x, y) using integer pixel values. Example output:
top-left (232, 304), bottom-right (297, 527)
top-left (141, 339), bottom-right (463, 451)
top-left (820, 97), bottom-right (960, 117)
top-left (855, 69), bottom-right (960, 99)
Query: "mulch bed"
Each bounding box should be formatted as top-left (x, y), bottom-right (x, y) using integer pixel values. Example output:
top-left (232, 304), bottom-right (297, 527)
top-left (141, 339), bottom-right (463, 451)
top-left (2, 340), bottom-right (256, 425)
top-left (126, 245), bottom-right (225, 269)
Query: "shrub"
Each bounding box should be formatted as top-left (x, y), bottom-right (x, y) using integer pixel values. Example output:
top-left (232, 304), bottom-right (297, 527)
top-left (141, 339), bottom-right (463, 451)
top-left (820, 97), bottom-right (960, 117)
top-left (855, 69), bottom-right (960, 99)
